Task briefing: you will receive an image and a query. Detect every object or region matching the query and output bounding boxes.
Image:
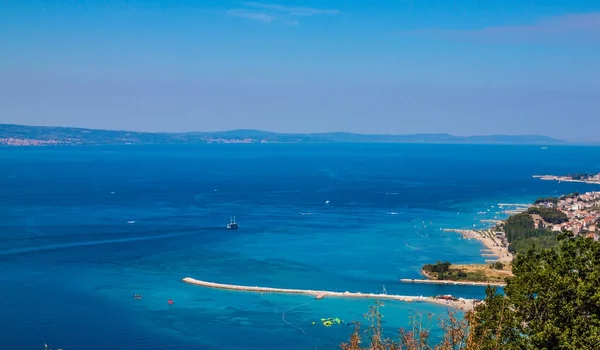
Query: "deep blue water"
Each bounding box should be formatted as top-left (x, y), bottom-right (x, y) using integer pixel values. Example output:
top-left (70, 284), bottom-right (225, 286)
top-left (1, 143), bottom-right (599, 350)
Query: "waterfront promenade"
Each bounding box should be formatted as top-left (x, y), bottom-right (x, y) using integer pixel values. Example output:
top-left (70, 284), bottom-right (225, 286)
top-left (182, 277), bottom-right (475, 311)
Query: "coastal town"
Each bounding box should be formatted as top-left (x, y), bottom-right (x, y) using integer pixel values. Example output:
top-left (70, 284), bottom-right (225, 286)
top-left (534, 173), bottom-right (600, 185)
top-left (0, 138), bottom-right (71, 146)
top-left (0, 136), bottom-right (264, 146)
top-left (536, 191), bottom-right (600, 238)
top-left (413, 191), bottom-right (600, 286)
top-left (478, 191), bottom-right (600, 255)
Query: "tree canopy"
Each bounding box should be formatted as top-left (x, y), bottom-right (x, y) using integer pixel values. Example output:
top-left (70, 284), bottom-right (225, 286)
top-left (472, 233), bottom-right (600, 349)
top-left (534, 197), bottom-right (559, 205)
top-left (504, 212), bottom-right (557, 254)
top-left (527, 206), bottom-right (568, 225)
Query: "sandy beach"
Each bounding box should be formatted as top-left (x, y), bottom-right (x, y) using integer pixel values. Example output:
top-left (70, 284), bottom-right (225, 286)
top-left (444, 229), bottom-right (513, 263)
top-left (182, 277), bottom-right (475, 311)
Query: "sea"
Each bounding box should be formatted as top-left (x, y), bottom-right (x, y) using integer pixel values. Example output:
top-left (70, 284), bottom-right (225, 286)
top-left (1, 143), bottom-right (599, 350)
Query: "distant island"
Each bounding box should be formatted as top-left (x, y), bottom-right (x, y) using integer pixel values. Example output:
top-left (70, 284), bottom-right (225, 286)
top-left (534, 173), bottom-right (600, 185)
top-left (0, 123), bottom-right (567, 146)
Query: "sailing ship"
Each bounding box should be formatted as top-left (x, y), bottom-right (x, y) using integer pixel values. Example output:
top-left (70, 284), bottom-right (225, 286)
top-left (227, 216), bottom-right (239, 229)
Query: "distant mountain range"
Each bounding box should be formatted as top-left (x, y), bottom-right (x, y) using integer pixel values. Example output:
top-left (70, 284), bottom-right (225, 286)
top-left (0, 123), bottom-right (568, 146)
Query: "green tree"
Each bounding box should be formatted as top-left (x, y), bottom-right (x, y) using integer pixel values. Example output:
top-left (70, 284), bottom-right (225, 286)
top-left (489, 262), bottom-right (504, 270)
top-left (504, 213), bottom-right (535, 242)
top-left (423, 262), bottom-right (452, 280)
top-left (472, 233), bottom-right (600, 349)
top-left (503, 212), bottom-right (559, 254)
top-left (533, 197), bottom-right (559, 205)
top-left (527, 207), bottom-right (568, 225)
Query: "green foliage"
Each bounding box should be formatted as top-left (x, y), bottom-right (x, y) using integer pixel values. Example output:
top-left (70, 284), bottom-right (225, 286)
top-left (423, 262), bottom-right (451, 274)
top-left (423, 262), bottom-right (488, 282)
top-left (344, 235), bottom-right (600, 349)
top-left (472, 234), bottom-right (600, 349)
top-left (423, 262), bottom-right (454, 280)
top-left (340, 302), bottom-right (476, 350)
top-left (527, 206), bottom-right (568, 224)
top-left (504, 213), bottom-right (535, 242)
top-left (489, 262), bottom-right (504, 270)
top-left (508, 233), bottom-right (557, 254)
top-left (504, 212), bottom-right (559, 254)
top-left (533, 197), bottom-right (559, 205)
top-left (559, 192), bottom-right (579, 200)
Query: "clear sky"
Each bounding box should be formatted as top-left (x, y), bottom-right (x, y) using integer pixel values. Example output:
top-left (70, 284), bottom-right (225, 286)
top-left (1, 0), bottom-right (599, 141)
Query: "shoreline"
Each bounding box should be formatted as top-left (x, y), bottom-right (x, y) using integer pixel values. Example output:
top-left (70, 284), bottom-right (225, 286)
top-left (409, 203), bottom-right (520, 285)
top-left (182, 277), bottom-right (476, 311)
top-left (412, 269), bottom-right (508, 287)
top-left (443, 228), bottom-right (513, 263)
top-left (401, 278), bottom-right (506, 287)
top-left (533, 175), bottom-right (600, 185)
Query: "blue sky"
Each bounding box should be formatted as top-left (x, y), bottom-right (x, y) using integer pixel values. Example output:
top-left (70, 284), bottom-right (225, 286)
top-left (1, 0), bottom-right (599, 141)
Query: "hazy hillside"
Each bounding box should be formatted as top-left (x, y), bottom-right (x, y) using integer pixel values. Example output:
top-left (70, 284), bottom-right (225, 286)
top-left (0, 124), bottom-right (566, 146)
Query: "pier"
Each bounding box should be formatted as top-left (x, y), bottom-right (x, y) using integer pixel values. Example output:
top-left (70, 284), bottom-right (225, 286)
top-left (481, 219), bottom-right (503, 224)
top-left (182, 277), bottom-right (475, 311)
top-left (443, 228), bottom-right (470, 233)
top-left (400, 278), bottom-right (506, 287)
top-left (503, 210), bottom-right (526, 215)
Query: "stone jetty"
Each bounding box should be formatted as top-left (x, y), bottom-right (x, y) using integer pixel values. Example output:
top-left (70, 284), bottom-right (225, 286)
top-left (182, 277), bottom-right (475, 311)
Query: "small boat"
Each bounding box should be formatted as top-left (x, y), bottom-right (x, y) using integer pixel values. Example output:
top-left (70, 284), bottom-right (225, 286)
top-left (227, 216), bottom-right (239, 230)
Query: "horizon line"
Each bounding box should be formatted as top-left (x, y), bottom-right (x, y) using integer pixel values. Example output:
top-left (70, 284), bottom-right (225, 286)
top-left (0, 122), bottom-right (570, 140)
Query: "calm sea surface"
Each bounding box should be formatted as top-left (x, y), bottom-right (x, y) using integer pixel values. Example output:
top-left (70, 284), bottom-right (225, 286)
top-left (1, 143), bottom-right (598, 350)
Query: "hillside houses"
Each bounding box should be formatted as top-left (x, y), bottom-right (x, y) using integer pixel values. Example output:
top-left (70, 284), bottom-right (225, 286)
top-left (537, 192), bottom-right (600, 239)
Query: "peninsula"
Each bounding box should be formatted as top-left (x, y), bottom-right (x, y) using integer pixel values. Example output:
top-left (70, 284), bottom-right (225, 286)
top-left (534, 173), bottom-right (600, 185)
top-left (0, 123), bottom-right (565, 146)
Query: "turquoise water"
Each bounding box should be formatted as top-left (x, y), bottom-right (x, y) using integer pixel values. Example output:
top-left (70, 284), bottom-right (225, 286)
top-left (1, 144), bottom-right (598, 349)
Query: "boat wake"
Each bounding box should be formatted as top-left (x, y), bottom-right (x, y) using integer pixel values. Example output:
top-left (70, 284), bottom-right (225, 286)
top-left (0, 231), bottom-right (193, 257)
top-left (405, 242), bottom-right (429, 252)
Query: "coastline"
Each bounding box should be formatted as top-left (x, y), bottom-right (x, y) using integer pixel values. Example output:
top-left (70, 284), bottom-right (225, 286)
top-left (410, 268), bottom-right (508, 287)
top-left (401, 277), bottom-right (506, 287)
top-left (443, 228), bottom-right (513, 263)
top-left (410, 203), bottom-right (522, 286)
top-left (181, 277), bottom-right (476, 311)
top-left (533, 174), bottom-right (600, 185)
